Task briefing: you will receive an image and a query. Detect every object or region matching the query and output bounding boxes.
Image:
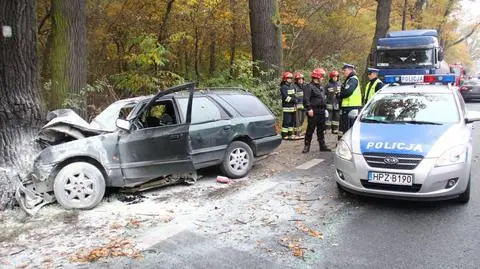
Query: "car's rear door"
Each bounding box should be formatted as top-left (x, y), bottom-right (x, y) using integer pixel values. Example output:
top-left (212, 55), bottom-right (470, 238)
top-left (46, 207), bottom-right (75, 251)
top-left (117, 83), bottom-right (195, 185)
top-left (176, 96), bottom-right (233, 168)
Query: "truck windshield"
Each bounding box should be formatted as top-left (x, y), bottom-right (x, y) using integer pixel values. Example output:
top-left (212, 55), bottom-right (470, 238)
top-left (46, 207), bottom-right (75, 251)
top-left (376, 49), bottom-right (434, 68)
top-left (360, 93), bottom-right (459, 124)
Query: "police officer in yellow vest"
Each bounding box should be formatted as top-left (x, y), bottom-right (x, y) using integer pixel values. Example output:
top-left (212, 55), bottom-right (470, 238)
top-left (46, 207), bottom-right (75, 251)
top-left (338, 63), bottom-right (362, 140)
top-left (363, 67), bottom-right (384, 105)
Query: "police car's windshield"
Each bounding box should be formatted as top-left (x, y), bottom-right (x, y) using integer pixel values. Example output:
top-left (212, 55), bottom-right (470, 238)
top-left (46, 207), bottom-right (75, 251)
top-left (360, 93), bottom-right (459, 124)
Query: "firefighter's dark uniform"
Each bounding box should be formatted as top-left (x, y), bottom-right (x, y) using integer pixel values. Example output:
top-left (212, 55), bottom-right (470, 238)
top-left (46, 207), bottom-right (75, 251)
top-left (280, 81), bottom-right (296, 138)
top-left (294, 82), bottom-right (306, 136)
top-left (303, 81), bottom-right (330, 152)
top-left (326, 80), bottom-right (341, 134)
top-left (338, 70), bottom-right (362, 139)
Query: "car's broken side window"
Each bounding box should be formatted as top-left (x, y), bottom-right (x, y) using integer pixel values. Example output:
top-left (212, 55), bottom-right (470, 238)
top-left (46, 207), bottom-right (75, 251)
top-left (138, 100), bottom-right (177, 129)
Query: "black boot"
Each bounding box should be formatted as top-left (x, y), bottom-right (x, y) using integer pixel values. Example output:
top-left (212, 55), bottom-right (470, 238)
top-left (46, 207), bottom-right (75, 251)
top-left (302, 144), bottom-right (310, 153)
top-left (320, 143), bottom-right (331, 152)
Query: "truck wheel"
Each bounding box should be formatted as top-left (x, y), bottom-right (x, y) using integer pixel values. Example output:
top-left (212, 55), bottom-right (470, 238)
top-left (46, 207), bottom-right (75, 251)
top-left (456, 176), bottom-right (470, 204)
top-left (53, 162), bottom-right (106, 209)
top-left (221, 141), bottom-right (254, 179)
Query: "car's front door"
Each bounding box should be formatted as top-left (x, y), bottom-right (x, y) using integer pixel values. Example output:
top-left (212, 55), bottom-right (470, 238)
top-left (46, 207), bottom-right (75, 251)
top-left (117, 83), bottom-right (195, 185)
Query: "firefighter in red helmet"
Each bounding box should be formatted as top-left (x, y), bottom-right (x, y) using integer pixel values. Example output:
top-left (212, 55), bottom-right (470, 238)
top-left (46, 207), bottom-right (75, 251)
top-left (326, 70), bottom-right (341, 134)
top-left (302, 68), bottom-right (330, 153)
top-left (293, 72), bottom-right (306, 137)
top-left (280, 71), bottom-right (296, 139)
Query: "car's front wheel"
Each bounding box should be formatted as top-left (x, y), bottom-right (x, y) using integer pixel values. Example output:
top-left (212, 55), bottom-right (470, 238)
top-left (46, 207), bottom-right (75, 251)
top-left (221, 141), bottom-right (254, 179)
top-left (53, 162), bottom-right (106, 209)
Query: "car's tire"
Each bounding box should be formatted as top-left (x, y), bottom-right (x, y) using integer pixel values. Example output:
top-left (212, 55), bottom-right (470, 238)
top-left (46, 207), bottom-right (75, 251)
top-left (53, 162), bottom-right (106, 209)
top-left (456, 176), bottom-right (471, 204)
top-left (220, 141), bottom-right (254, 179)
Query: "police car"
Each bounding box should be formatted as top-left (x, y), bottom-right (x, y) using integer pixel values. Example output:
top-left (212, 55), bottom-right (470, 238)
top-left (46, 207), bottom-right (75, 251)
top-left (334, 74), bottom-right (480, 203)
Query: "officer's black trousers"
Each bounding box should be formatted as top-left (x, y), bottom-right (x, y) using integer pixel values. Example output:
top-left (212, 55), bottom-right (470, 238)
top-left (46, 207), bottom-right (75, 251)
top-left (304, 112), bottom-right (326, 146)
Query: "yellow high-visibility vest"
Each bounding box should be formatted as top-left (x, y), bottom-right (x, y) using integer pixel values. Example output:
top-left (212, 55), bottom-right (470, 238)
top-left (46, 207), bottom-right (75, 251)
top-left (342, 75), bottom-right (362, 107)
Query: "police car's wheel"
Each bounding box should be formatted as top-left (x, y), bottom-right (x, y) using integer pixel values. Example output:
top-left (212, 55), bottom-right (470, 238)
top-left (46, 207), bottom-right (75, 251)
top-left (53, 162), bottom-right (106, 209)
top-left (456, 176), bottom-right (470, 204)
top-left (221, 141), bottom-right (254, 179)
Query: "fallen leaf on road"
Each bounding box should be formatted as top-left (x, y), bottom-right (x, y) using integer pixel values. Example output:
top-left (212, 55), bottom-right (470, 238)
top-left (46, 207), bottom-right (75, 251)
top-left (292, 247), bottom-right (304, 258)
top-left (126, 218), bottom-right (141, 228)
top-left (71, 237), bottom-right (143, 263)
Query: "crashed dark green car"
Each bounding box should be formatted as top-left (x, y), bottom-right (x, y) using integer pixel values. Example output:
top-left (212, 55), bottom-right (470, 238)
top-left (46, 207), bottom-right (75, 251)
top-left (16, 83), bottom-right (281, 214)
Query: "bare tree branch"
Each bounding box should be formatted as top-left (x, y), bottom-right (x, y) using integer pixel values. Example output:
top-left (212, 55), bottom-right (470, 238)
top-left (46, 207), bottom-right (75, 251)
top-left (446, 23), bottom-right (480, 50)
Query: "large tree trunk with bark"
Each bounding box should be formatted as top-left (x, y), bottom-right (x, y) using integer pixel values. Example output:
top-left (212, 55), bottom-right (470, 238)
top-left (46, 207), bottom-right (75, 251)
top-left (248, 0), bottom-right (282, 80)
top-left (229, 0), bottom-right (237, 78)
top-left (363, 0), bottom-right (393, 86)
top-left (0, 0), bottom-right (43, 209)
top-left (48, 0), bottom-right (87, 119)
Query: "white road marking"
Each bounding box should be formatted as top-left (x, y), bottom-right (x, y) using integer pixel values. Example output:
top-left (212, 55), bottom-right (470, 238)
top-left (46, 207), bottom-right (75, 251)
top-left (295, 158), bottom-right (324, 170)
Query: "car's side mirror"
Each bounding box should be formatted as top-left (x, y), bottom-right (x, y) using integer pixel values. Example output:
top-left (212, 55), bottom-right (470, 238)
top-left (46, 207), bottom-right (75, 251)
top-left (438, 50), bottom-right (444, 61)
top-left (348, 109), bottom-right (359, 119)
top-left (116, 119), bottom-right (131, 131)
top-left (465, 111), bottom-right (480, 124)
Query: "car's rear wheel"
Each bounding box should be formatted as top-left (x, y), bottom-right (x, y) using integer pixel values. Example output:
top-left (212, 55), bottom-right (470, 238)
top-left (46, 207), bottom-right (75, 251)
top-left (220, 141), bottom-right (254, 179)
top-left (456, 175), bottom-right (471, 204)
top-left (53, 162), bottom-right (106, 209)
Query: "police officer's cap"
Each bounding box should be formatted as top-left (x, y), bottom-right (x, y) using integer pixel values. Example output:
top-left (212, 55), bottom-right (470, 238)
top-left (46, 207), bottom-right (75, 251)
top-left (367, 67), bottom-right (380, 73)
top-left (342, 63), bottom-right (355, 70)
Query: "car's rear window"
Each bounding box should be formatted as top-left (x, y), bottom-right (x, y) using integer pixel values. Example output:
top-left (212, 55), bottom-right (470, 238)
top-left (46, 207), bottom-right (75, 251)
top-left (219, 94), bottom-right (271, 117)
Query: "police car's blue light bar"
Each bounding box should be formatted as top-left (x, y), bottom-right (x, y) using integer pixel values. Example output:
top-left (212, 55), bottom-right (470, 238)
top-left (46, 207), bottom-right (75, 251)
top-left (383, 74), bottom-right (456, 85)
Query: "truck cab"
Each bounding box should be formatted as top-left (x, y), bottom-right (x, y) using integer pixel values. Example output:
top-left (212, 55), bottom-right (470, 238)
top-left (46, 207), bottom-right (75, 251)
top-left (373, 29), bottom-right (450, 83)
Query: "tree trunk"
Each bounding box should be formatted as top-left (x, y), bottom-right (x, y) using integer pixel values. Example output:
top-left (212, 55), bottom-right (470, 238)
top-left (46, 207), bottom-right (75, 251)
top-left (401, 0), bottom-right (408, 30)
top-left (158, 0), bottom-right (175, 45)
top-left (248, 0), bottom-right (282, 80)
top-left (209, 32), bottom-right (216, 76)
top-left (194, 26), bottom-right (200, 81)
top-left (0, 0), bottom-right (43, 209)
top-left (229, 0), bottom-right (237, 78)
top-left (49, 0), bottom-right (87, 119)
top-left (363, 0), bottom-right (393, 86)
top-left (438, 0), bottom-right (457, 48)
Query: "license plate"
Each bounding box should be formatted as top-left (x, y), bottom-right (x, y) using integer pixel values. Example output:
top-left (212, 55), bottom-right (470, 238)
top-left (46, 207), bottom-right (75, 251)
top-left (401, 75), bottom-right (424, 83)
top-left (368, 171), bottom-right (414, 186)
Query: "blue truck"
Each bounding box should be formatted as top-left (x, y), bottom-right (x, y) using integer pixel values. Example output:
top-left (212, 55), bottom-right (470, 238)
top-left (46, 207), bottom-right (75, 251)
top-left (372, 29), bottom-right (450, 83)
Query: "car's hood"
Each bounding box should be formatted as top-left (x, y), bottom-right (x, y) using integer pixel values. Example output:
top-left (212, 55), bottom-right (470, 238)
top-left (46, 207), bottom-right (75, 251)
top-left (37, 109), bottom-right (109, 147)
top-left (353, 122), bottom-right (454, 157)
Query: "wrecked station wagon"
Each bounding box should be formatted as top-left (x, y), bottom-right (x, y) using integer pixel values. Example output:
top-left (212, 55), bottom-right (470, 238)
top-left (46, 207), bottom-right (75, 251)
top-left (16, 82), bottom-right (282, 214)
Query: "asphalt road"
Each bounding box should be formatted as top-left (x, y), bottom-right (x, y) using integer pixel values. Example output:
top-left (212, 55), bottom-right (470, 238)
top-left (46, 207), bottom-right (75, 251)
top-left (82, 102), bottom-right (480, 269)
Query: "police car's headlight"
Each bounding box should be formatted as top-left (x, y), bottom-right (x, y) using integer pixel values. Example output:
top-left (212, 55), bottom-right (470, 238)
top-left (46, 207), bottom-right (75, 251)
top-left (435, 145), bottom-right (467, 167)
top-left (336, 140), bottom-right (353, 161)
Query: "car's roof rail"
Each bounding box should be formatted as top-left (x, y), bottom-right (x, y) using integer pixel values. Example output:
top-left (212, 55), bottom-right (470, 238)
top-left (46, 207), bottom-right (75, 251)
top-left (196, 87), bottom-right (247, 92)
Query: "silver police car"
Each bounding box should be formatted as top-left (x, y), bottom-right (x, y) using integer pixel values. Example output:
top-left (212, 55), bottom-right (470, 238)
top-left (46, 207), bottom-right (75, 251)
top-left (335, 74), bottom-right (480, 203)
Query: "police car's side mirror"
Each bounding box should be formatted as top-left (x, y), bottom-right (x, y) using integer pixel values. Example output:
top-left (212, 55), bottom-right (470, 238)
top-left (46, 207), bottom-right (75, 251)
top-left (465, 111), bottom-right (480, 124)
top-left (348, 109), bottom-right (359, 120)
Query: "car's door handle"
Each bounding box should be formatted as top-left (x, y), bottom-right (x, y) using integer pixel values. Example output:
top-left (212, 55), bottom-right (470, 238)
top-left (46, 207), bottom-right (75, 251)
top-left (223, 126), bottom-right (231, 130)
top-left (169, 134), bottom-right (180, 140)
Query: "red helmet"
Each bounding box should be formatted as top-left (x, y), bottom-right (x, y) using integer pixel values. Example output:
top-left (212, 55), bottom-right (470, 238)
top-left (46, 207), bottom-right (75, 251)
top-left (294, 72), bottom-right (304, 79)
top-left (311, 68), bottom-right (326, 79)
top-left (282, 72), bottom-right (294, 80)
top-left (329, 70), bottom-right (339, 78)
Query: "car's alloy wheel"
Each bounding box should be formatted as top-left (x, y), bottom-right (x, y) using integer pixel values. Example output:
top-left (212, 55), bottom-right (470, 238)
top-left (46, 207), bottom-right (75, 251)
top-left (221, 141), bottom-right (254, 179)
top-left (53, 162), bottom-right (106, 209)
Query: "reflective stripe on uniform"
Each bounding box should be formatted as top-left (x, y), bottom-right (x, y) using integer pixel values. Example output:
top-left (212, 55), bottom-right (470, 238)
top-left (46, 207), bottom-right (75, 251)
top-left (281, 127), bottom-right (289, 133)
top-left (296, 104), bottom-right (304, 109)
top-left (331, 121), bottom-right (339, 126)
top-left (342, 75), bottom-right (362, 107)
top-left (325, 121), bottom-right (332, 126)
top-left (287, 89), bottom-right (295, 95)
top-left (285, 96), bottom-right (292, 102)
top-left (326, 104), bottom-right (333, 110)
top-left (288, 127), bottom-right (294, 132)
top-left (283, 107), bottom-right (295, 112)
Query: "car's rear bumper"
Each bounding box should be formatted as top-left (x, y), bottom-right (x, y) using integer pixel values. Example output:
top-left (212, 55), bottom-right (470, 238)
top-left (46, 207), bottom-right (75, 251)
top-left (253, 135), bottom-right (282, 156)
